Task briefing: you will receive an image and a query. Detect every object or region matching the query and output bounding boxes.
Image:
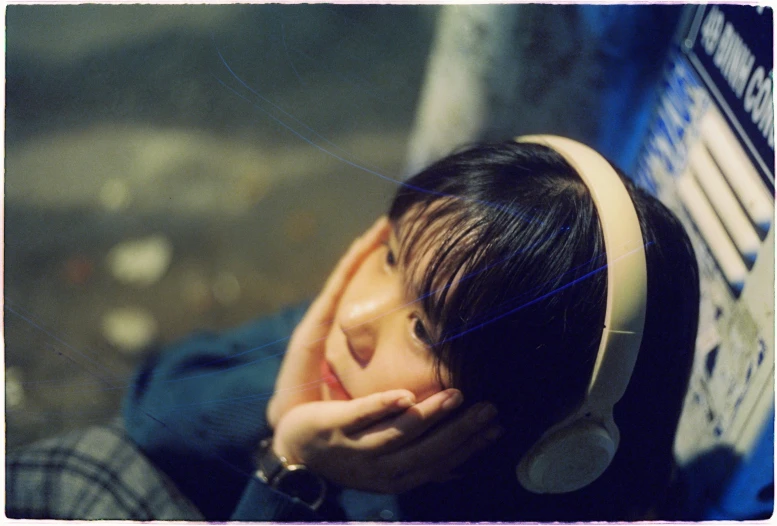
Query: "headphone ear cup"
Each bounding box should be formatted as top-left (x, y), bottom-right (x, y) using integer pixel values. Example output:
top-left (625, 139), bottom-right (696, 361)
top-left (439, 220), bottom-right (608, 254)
top-left (516, 420), bottom-right (616, 494)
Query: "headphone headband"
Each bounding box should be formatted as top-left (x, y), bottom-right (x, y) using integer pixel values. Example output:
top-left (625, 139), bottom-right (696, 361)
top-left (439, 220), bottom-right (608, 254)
top-left (514, 135), bottom-right (648, 493)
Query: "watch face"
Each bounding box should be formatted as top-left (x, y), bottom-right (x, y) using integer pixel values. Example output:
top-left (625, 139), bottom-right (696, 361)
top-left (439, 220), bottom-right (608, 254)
top-left (274, 465), bottom-right (326, 508)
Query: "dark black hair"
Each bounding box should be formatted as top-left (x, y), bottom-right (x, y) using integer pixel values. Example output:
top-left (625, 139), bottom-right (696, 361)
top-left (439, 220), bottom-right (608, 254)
top-left (390, 141), bottom-right (699, 521)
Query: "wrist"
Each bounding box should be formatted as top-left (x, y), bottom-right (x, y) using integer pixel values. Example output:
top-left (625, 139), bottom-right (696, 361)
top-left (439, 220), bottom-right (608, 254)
top-left (271, 434), bottom-right (302, 465)
top-left (255, 437), bottom-right (326, 510)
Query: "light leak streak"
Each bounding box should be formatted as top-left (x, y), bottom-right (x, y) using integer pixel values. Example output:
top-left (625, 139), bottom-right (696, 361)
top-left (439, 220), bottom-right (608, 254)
top-left (7, 29), bottom-right (630, 447)
top-left (213, 37), bottom-right (546, 224)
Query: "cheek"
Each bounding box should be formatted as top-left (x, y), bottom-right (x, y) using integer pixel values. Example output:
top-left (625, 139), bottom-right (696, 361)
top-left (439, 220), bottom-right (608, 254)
top-left (368, 347), bottom-right (442, 402)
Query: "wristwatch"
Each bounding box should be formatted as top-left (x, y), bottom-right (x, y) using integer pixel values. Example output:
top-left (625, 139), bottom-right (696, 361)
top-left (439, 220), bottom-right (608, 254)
top-left (254, 437), bottom-right (327, 510)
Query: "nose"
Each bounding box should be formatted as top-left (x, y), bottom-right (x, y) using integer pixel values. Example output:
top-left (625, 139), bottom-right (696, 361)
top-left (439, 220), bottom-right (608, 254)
top-left (339, 288), bottom-right (398, 366)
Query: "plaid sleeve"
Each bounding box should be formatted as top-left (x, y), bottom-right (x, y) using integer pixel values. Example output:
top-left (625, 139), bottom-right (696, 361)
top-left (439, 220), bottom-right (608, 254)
top-left (5, 419), bottom-right (204, 521)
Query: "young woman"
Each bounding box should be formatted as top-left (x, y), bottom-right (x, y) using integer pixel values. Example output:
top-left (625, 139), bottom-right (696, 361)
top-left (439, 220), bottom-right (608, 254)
top-left (7, 138), bottom-right (699, 521)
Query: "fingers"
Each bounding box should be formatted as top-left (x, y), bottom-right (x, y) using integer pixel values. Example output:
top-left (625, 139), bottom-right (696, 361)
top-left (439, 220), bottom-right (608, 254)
top-left (332, 389), bottom-right (416, 434)
top-left (407, 401), bottom-right (501, 460)
top-left (300, 217), bottom-right (390, 328)
top-left (321, 217), bottom-right (389, 297)
top-left (386, 402), bottom-right (502, 490)
top-left (351, 389), bottom-right (464, 450)
top-left (272, 389), bottom-right (503, 495)
top-left (350, 400), bottom-right (502, 494)
top-left (270, 218), bottom-right (390, 427)
top-left (325, 388), bottom-right (464, 447)
top-left (365, 401), bottom-right (501, 493)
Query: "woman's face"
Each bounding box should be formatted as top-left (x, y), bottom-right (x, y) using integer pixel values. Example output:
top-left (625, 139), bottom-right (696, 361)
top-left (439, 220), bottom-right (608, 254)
top-left (321, 223), bottom-right (448, 402)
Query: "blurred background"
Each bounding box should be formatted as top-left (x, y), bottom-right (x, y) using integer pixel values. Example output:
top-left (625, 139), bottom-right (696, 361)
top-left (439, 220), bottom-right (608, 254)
top-left (4, 4), bottom-right (773, 520)
top-left (8, 2), bottom-right (636, 448)
top-left (5, 4), bottom-right (438, 448)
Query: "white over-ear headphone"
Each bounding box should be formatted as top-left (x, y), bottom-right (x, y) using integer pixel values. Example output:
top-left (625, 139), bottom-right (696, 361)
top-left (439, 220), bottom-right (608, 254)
top-left (513, 135), bottom-right (648, 494)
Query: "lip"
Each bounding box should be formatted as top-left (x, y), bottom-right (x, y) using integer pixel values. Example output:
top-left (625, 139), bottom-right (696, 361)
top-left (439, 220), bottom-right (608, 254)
top-left (321, 359), bottom-right (352, 400)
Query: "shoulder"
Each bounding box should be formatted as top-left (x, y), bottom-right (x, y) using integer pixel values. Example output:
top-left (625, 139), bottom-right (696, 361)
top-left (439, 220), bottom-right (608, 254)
top-left (123, 303), bottom-right (310, 455)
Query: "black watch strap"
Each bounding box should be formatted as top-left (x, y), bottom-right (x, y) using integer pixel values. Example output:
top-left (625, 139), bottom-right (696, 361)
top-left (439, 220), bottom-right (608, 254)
top-left (255, 437), bottom-right (327, 510)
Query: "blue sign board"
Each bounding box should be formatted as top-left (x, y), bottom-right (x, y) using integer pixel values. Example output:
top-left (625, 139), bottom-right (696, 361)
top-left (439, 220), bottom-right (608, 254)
top-left (683, 5), bottom-right (774, 190)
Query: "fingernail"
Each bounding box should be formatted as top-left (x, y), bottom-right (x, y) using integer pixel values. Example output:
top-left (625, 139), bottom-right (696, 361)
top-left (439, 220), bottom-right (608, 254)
top-left (441, 390), bottom-right (463, 411)
top-left (475, 403), bottom-right (497, 423)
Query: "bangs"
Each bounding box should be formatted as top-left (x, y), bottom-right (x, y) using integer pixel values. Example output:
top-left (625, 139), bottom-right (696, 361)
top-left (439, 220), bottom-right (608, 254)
top-left (392, 199), bottom-right (487, 337)
top-left (387, 141), bottom-right (607, 396)
top-left (389, 185), bottom-right (533, 390)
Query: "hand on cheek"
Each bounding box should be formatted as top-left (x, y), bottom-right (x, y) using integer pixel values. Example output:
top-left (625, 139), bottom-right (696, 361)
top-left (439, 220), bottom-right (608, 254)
top-left (267, 217), bottom-right (390, 428)
top-left (271, 388), bottom-right (503, 494)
